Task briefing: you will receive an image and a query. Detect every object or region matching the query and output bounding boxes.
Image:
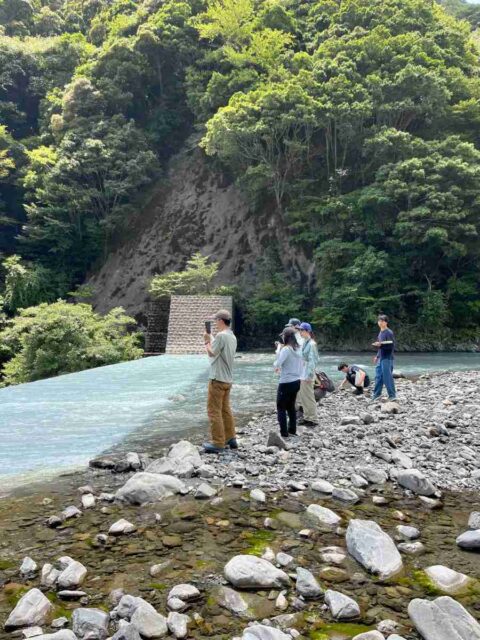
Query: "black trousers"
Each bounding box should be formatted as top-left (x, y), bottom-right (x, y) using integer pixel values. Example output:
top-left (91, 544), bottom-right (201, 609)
top-left (277, 380), bottom-right (301, 437)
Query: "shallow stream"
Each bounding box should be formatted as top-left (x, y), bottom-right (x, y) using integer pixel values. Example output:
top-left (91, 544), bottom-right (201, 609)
top-left (1, 352), bottom-right (479, 490)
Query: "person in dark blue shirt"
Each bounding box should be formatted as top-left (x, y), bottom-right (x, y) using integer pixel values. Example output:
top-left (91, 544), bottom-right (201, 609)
top-left (371, 314), bottom-right (397, 402)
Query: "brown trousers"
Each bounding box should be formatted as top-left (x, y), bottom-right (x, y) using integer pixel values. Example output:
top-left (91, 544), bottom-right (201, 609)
top-left (207, 380), bottom-right (235, 448)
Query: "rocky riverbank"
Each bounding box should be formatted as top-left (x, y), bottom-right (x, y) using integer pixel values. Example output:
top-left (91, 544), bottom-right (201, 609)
top-left (0, 371), bottom-right (479, 640)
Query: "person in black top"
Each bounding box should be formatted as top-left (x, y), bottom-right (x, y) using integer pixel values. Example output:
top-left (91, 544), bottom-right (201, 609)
top-left (337, 363), bottom-right (370, 395)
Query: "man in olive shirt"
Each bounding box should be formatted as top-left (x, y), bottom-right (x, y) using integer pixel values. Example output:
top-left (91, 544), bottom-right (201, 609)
top-left (203, 309), bottom-right (238, 453)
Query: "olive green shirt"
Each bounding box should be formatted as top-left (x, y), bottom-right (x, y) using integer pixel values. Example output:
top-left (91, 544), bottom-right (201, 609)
top-left (208, 329), bottom-right (237, 383)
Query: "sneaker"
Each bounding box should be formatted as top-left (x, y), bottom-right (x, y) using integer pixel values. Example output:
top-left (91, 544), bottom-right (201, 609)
top-left (302, 420), bottom-right (318, 427)
top-left (368, 397), bottom-right (380, 404)
top-left (388, 397), bottom-right (398, 402)
top-left (203, 442), bottom-right (225, 454)
top-left (226, 437), bottom-right (238, 450)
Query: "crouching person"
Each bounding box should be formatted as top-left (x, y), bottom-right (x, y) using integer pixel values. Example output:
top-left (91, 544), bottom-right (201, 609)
top-left (337, 363), bottom-right (370, 395)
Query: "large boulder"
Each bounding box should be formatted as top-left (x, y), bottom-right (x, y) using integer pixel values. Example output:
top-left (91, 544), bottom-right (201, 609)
top-left (224, 555), bottom-right (290, 589)
top-left (324, 590), bottom-right (360, 620)
top-left (4, 588), bottom-right (53, 630)
top-left (397, 469), bottom-right (437, 496)
top-left (115, 473), bottom-right (185, 505)
top-left (408, 596), bottom-right (480, 640)
top-left (241, 624), bottom-right (291, 640)
top-left (72, 608), bottom-right (109, 640)
top-left (346, 520), bottom-right (403, 579)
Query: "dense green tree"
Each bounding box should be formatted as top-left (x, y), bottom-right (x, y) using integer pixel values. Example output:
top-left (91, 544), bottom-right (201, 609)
top-left (0, 300), bottom-right (143, 384)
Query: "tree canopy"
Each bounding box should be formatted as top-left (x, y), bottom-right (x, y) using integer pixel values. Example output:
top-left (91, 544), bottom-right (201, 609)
top-left (1, 0), bottom-right (480, 348)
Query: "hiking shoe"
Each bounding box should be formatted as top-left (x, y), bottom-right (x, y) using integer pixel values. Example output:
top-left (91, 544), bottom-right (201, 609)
top-left (226, 437), bottom-right (238, 450)
top-left (203, 442), bottom-right (225, 454)
top-left (302, 420), bottom-right (318, 427)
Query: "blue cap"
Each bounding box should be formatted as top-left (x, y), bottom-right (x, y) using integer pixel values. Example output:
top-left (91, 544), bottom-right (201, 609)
top-left (300, 322), bottom-right (312, 332)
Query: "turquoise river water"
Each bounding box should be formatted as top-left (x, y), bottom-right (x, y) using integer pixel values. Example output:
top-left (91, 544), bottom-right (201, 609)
top-left (0, 352), bottom-right (479, 490)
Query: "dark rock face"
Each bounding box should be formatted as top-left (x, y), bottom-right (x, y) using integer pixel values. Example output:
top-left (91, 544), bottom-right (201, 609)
top-left (88, 142), bottom-right (313, 320)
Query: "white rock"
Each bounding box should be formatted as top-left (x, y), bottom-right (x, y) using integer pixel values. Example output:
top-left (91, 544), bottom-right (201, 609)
top-left (40, 564), bottom-right (60, 588)
top-left (168, 584), bottom-right (200, 602)
top-left (311, 480), bottom-right (334, 494)
top-left (4, 589), bottom-right (53, 630)
top-left (81, 494), bottom-right (95, 509)
top-left (391, 451), bottom-right (413, 468)
top-left (395, 525), bottom-right (420, 540)
top-left (424, 566), bottom-right (472, 594)
top-left (456, 529), bottom-right (480, 550)
top-left (468, 512), bottom-right (480, 529)
top-left (57, 560), bottom-right (87, 589)
top-left (20, 557), bottom-right (38, 579)
top-left (126, 452), bottom-right (142, 470)
top-left (241, 624), bottom-right (291, 640)
top-left (116, 595), bottom-right (143, 619)
top-left (168, 440), bottom-right (202, 467)
top-left (115, 473), bottom-right (185, 505)
top-left (352, 633), bottom-right (385, 640)
top-left (341, 416), bottom-right (361, 425)
top-left (332, 487), bottom-right (360, 503)
top-left (108, 519), bottom-right (137, 536)
top-left (130, 603), bottom-right (168, 638)
top-left (20, 626), bottom-right (43, 638)
top-left (167, 612), bottom-right (189, 639)
top-left (324, 590), bottom-right (360, 620)
top-left (397, 542), bottom-right (425, 555)
top-left (250, 489), bottom-right (266, 503)
top-left (72, 608), bottom-right (109, 639)
top-left (397, 469), bottom-right (437, 496)
top-left (61, 506), bottom-right (82, 521)
top-left (295, 567), bottom-right (323, 598)
top-left (275, 592), bottom-right (288, 610)
top-left (194, 483), bottom-right (217, 499)
top-left (408, 596), bottom-right (480, 640)
top-left (166, 598), bottom-right (187, 612)
top-left (276, 552), bottom-right (294, 568)
top-left (355, 466), bottom-right (388, 484)
top-left (346, 519), bottom-right (403, 579)
top-left (224, 555), bottom-right (290, 589)
top-left (306, 504), bottom-right (341, 526)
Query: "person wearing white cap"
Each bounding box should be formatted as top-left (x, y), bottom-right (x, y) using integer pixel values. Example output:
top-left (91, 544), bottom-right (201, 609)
top-left (297, 322), bottom-right (319, 426)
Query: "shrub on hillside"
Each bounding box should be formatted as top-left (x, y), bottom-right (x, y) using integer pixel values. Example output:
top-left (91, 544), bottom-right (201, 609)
top-left (0, 300), bottom-right (143, 385)
top-left (149, 253), bottom-right (231, 298)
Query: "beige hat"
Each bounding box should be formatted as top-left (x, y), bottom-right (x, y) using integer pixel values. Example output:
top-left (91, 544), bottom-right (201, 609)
top-left (215, 309), bottom-right (232, 321)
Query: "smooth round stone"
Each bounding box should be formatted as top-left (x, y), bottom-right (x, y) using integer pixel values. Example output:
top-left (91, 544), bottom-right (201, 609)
top-left (396, 525), bottom-right (420, 540)
top-left (456, 529), bottom-right (480, 550)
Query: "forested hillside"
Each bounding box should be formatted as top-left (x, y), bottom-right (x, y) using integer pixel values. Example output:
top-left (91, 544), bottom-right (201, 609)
top-left (1, 0), bottom-right (480, 349)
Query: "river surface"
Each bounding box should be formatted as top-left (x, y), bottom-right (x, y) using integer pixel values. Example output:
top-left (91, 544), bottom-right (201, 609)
top-left (1, 352), bottom-right (479, 490)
